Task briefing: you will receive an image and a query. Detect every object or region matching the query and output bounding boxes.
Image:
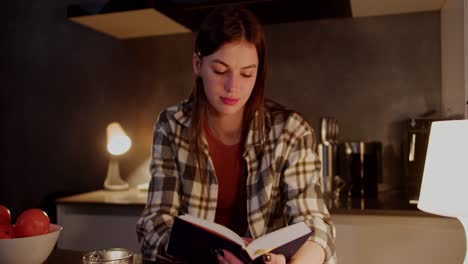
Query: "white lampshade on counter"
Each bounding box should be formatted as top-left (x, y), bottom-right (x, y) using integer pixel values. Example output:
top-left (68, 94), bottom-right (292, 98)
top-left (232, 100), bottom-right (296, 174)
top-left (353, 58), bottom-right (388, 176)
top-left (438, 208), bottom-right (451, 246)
top-left (107, 122), bottom-right (132, 155)
top-left (104, 122), bottom-right (132, 190)
top-left (418, 120), bottom-right (468, 264)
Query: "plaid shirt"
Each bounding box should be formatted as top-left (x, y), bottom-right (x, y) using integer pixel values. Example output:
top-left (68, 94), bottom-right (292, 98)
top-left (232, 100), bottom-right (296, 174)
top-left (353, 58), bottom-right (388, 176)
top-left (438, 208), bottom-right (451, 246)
top-left (136, 99), bottom-right (337, 263)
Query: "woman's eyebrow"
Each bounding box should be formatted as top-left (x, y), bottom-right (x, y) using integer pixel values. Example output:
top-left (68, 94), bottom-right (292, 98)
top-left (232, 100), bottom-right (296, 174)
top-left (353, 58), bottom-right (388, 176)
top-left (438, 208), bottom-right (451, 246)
top-left (212, 59), bottom-right (257, 69)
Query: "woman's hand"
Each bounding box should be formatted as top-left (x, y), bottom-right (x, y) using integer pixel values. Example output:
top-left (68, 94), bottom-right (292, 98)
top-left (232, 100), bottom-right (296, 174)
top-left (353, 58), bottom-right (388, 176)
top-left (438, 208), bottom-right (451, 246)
top-left (261, 253), bottom-right (286, 264)
top-left (216, 250), bottom-right (286, 264)
top-left (242, 237), bottom-right (253, 244)
top-left (289, 241), bottom-right (325, 264)
top-left (216, 250), bottom-right (244, 264)
top-left (216, 237), bottom-right (286, 264)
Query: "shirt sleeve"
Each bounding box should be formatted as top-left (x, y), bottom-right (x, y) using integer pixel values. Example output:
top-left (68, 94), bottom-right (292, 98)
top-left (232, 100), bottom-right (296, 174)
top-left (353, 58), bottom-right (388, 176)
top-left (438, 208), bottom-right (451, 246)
top-left (281, 119), bottom-right (337, 263)
top-left (136, 114), bottom-right (183, 263)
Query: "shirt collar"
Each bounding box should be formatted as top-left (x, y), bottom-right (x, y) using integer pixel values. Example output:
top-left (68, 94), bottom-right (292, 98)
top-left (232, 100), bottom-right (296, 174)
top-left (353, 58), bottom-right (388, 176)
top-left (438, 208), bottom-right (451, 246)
top-left (172, 99), bottom-right (265, 149)
top-left (173, 99), bottom-right (192, 128)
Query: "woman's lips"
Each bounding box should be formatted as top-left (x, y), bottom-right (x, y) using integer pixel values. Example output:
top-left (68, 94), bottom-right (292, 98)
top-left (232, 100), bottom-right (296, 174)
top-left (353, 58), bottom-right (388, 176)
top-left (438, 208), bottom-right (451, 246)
top-left (220, 97), bottom-right (239, 105)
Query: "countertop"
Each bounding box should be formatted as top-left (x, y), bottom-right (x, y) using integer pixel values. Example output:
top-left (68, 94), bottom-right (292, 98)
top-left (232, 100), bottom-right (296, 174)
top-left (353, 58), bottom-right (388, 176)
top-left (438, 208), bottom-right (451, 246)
top-left (56, 188), bottom-right (148, 206)
top-left (326, 189), bottom-right (434, 216)
top-left (56, 188), bottom-right (433, 217)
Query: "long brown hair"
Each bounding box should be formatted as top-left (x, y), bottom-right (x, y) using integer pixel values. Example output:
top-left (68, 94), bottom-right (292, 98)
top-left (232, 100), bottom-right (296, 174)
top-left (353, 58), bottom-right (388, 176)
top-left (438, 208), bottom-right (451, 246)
top-left (189, 5), bottom-right (267, 169)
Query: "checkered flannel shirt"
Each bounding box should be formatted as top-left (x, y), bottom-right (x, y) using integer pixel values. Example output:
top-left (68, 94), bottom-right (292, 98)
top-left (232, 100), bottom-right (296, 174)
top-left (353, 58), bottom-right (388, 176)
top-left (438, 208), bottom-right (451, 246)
top-left (136, 99), bottom-right (337, 263)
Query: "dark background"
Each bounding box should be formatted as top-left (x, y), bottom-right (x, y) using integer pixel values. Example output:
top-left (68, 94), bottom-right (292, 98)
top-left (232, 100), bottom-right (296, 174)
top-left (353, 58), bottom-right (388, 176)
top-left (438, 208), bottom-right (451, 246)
top-left (2, 0), bottom-right (441, 221)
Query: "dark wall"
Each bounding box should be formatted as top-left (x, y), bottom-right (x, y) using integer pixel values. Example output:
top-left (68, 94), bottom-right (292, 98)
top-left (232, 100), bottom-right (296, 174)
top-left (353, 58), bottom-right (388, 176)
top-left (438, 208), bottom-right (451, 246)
top-left (1, 0), bottom-right (440, 220)
top-left (2, 0), bottom-right (185, 220)
top-left (264, 13), bottom-right (441, 189)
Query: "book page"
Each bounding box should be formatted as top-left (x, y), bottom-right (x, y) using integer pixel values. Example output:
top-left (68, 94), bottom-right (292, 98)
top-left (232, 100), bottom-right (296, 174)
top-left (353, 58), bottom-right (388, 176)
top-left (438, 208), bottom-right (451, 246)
top-left (178, 214), bottom-right (245, 246)
top-left (246, 221), bottom-right (311, 259)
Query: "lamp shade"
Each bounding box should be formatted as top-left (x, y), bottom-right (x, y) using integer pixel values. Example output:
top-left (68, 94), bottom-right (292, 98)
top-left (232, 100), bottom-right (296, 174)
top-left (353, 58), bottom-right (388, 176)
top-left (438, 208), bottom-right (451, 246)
top-left (417, 120), bottom-right (468, 217)
top-left (106, 122), bottom-right (131, 156)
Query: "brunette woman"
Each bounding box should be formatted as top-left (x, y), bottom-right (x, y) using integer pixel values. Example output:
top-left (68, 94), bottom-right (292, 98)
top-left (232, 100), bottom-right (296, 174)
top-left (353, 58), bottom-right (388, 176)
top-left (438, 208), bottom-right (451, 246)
top-left (137, 5), bottom-right (336, 264)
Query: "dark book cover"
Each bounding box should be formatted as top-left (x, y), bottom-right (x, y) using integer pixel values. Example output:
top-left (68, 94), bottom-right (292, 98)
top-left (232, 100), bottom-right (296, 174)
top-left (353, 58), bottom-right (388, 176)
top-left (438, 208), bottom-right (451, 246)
top-left (167, 215), bottom-right (312, 264)
top-left (167, 216), bottom-right (244, 263)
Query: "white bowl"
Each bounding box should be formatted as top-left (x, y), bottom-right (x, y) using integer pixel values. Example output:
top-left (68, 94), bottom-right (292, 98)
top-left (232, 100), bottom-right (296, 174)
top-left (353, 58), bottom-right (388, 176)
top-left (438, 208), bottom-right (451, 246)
top-left (0, 224), bottom-right (62, 264)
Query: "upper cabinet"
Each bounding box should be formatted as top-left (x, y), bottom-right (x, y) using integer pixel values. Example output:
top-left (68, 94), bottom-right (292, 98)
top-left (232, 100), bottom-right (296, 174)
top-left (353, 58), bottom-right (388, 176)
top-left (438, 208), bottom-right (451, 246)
top-left (350, 0), bottom-right (445, 17)
top-left (67, 0), bottom-right (351, 39)
top-left (67, 0), bottom-right (445, 39)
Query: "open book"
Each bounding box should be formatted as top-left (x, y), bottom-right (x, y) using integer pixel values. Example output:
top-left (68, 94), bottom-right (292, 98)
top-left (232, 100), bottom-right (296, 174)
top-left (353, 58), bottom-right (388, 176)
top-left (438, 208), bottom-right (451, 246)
top-left (167, 214), bottom-right (312, 264)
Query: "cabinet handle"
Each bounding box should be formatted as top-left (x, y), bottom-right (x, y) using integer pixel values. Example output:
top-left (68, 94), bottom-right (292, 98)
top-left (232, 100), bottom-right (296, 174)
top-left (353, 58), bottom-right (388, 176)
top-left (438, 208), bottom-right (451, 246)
top-left (409, 133), bottom-right (416, 162)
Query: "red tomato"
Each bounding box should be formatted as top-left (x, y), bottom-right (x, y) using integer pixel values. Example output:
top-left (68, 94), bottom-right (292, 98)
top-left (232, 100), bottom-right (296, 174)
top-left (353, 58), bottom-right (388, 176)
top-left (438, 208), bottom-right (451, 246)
top-left (0, 224), bottom-right (15, 239)
top-left (14, 209), bottom-right (50, 238)
top-left (0, 205), bottom-right (11, 225)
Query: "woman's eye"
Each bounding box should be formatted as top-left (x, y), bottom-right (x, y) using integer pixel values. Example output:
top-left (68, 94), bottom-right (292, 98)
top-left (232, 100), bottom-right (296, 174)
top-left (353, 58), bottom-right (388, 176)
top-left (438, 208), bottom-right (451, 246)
top-left (241, 73), bottom-right (253, 78)
top-left (212, 67), bottom-right (227, 74)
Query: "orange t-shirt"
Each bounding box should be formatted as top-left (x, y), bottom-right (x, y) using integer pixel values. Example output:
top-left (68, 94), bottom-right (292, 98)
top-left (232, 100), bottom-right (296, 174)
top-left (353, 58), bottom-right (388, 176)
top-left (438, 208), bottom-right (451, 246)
top-left (204, 122), bottom-right (247, 236)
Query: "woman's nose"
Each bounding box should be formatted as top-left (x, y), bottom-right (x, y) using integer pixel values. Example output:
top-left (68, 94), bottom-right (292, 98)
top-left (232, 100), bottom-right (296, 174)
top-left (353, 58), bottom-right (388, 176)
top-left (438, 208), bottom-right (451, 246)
top-left (224, 74), bottom-right (239, 92)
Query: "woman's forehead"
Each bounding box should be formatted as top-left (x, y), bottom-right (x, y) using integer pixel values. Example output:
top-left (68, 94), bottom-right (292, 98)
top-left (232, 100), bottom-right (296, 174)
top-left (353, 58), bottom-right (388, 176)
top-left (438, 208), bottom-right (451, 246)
top-left (205, 40), bottom-right (258, 67)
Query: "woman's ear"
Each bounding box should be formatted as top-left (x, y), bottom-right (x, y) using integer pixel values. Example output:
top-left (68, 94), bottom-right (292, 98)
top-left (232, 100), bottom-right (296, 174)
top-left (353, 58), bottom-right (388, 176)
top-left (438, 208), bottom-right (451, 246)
top-left (192, 53), bottom-right (201, 76)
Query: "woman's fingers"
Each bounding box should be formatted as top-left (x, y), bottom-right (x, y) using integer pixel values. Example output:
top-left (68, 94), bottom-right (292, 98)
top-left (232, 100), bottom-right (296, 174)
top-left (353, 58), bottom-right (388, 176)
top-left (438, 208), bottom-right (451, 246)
top-left (217, 249), bottom-right (286, 264)
top-left (217, 250), bottom-right (244, 264)
top-left (262, 253), bottom-right (286, 264)
top-left (242, 237), bottom-right (253, 245)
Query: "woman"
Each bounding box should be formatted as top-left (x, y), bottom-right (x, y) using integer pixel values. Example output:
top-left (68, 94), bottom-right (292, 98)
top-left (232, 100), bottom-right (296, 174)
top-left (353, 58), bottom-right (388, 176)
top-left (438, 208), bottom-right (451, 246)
top-left (136, 5), bottom-right (336, 264)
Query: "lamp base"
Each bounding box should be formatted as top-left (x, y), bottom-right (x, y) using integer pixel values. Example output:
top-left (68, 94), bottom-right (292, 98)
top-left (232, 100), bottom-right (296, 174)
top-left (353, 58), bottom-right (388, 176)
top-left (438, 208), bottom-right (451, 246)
top-left (459, 217), bottom-right (468, 264)
top-left (104, 159), bottom-right (129, 191)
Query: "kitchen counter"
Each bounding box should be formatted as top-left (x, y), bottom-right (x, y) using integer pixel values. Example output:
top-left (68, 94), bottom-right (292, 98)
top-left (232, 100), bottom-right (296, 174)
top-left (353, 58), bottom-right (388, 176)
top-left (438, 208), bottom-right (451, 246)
top-left (56, 189), bottom-right (147, 253)
top-left (55, 188), bottom-right (464, 264)
top-left (44, 249), bottom-right (83, 264)
top-left (327, 190), bottom-right (434, 217)
top-left (56, 187), bottom-right (148, 206)
top-left (56, 187), bottom-right (432, 217)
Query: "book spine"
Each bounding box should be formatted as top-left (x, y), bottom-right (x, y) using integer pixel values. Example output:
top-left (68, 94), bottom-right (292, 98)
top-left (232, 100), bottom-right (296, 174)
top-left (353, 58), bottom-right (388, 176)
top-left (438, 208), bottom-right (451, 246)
top-left (239, 249), bottom-right (255, 264)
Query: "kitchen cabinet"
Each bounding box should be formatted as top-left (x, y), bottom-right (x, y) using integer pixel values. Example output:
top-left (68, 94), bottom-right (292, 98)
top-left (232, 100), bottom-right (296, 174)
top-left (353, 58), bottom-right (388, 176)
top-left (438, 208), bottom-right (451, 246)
top-left (334, 214), bottom-right (465, 264)
top-left (56, 189), bottom-right (465, 263)
top-left (67, 0), bottom-right (446, 39)
top-left (67, 0), bottom-right (352, 39)
top-left (56, 189), bottom-right (146, 252)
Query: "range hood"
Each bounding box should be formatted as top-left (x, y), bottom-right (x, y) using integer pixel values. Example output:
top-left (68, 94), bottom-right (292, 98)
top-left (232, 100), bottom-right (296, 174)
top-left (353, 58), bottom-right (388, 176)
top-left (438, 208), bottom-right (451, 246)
top-left (67, 0), bottom-right (445, 39)
top-left (67, 0), bottom-right (351, 39)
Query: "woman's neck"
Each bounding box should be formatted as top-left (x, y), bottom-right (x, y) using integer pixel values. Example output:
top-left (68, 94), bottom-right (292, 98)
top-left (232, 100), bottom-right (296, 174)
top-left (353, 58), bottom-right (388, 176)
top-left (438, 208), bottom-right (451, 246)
top-left (206, 108), bottom-right (243, 145)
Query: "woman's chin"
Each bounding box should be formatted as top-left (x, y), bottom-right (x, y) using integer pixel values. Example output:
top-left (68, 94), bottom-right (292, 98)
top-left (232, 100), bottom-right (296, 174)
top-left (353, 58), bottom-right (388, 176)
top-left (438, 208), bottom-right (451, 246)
top-left (217, 105), bottom-right (244, 116)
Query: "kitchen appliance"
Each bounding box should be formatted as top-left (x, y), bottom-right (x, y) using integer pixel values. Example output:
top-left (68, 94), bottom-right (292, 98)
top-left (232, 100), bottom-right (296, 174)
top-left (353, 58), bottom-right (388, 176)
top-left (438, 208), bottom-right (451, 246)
top-left (337, 141), bottom-right (382, 199)
top-left (403, 117), bottom-right (443, 204)
top-left (317, 117), bottom-right (339, 198)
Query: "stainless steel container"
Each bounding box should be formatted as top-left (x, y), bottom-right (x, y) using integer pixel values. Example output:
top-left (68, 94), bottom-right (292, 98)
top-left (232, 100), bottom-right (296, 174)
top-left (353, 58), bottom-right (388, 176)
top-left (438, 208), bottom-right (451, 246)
top-left (337, 141), bottom-right (382, 199)
top-left (317, 117), bottom-right (340, 198)
top-left (318, 143), bottom-right (338, 196)
top-left (82, 248), bottom-right (134, 264)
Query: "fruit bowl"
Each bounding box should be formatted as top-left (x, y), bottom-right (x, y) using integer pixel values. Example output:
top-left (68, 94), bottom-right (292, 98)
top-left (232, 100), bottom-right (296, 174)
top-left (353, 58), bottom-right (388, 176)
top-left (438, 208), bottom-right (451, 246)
top-left (0, 224), bottom-right (62, 264)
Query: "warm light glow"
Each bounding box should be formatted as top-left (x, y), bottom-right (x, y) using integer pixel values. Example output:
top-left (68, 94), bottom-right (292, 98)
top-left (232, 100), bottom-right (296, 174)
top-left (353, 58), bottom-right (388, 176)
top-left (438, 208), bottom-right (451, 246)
top-left (418, 120), bottom-right (468, 217)
top-left (106, 122), bottom-right (131, 155)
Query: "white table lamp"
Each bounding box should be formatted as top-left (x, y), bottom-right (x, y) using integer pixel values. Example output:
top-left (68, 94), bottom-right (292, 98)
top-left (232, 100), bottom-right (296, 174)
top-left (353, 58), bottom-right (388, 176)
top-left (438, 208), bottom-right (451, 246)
top-left (418, 120), bottom-right (468, 264)
top-left (104, 122), bottom-right (131, 190)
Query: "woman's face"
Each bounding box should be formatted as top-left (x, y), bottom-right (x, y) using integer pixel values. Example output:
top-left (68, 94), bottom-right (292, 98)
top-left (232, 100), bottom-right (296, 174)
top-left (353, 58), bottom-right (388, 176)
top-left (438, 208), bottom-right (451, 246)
top-left (194, 40), bottom-right (258, 118)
